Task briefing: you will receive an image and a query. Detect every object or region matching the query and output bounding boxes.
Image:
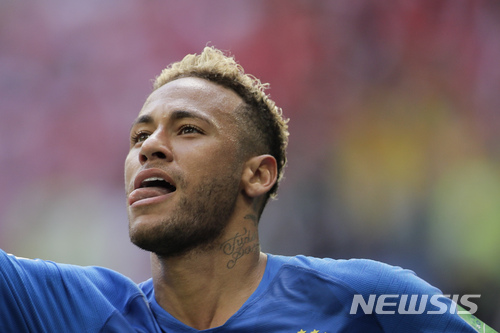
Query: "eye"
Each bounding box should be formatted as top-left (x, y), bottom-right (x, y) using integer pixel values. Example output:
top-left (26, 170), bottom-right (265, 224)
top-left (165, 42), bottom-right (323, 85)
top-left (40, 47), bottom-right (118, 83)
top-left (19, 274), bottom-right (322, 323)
top-left (131, 131), bottom-right (150, 144)
top-left (178, 125), bottom-right (203, 135)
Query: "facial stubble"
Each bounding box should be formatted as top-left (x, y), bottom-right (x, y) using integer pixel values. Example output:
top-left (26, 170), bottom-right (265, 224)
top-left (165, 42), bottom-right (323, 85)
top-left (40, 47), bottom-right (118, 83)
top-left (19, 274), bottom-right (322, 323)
top-left (129, 172), bottom-right (241, 258)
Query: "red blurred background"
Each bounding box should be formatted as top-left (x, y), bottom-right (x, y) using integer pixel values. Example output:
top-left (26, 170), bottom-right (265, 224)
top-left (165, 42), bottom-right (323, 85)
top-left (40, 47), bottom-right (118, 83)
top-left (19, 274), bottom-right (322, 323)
top-left (1, 0), bottom-right (499, 327)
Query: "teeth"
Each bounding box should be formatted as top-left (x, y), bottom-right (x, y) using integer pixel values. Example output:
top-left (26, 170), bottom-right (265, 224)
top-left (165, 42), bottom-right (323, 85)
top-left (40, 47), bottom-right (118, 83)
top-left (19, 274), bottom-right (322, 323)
top-left (143, 177), bottom-right (164, 182)
top-left (140, 176), bottom-right (176, 191)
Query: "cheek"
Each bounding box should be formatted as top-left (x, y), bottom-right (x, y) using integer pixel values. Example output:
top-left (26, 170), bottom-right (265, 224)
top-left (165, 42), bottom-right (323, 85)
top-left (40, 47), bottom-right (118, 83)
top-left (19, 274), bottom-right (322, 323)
top-left (194, 143), bottom-right (237, 166)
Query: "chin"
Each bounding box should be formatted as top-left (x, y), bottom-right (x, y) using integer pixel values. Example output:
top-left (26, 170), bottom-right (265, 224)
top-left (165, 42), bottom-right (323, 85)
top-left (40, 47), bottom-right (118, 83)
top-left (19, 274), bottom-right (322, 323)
top-left (129, 217), bottom-right (227, 258)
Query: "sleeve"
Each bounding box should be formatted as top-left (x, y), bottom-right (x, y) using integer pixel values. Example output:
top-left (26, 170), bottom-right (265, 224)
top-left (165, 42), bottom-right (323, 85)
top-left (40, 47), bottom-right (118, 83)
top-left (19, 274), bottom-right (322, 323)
top-left (0, 249), bottom-right (156, 332)
top-left (0, 251), bottom-right (38, 332)
top-left (0, 249), bottom-right (105, 331)
top-left (345, 259), bottom-right (492, 332)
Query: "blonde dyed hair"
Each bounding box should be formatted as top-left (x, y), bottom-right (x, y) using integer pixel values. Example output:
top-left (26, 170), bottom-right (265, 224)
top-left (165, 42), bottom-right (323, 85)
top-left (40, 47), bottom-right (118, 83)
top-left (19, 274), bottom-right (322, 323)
top-left (153, 46), bottom-right (289, 202)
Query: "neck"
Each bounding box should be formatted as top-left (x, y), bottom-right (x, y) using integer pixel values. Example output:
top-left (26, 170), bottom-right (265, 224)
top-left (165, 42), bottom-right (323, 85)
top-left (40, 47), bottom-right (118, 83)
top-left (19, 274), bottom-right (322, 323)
top-left (151, 214), bottom-right (266, 330)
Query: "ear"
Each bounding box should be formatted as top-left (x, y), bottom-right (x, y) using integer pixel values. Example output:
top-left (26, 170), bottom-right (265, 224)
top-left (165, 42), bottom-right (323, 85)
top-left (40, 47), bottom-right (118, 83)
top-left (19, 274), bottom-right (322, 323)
top-left (241, 154), bottom-right (278, 198)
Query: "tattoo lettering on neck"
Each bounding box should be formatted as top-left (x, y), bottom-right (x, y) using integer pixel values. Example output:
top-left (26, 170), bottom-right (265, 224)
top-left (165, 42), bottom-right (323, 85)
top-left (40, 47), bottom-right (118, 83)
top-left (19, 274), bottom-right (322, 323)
top-left (220, 228), bottom-right (259, 269)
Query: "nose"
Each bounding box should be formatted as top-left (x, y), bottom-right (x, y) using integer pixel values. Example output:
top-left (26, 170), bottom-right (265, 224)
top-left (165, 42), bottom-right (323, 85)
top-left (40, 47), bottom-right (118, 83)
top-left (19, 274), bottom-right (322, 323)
top-left (139, 130), bottom-right (173, 164)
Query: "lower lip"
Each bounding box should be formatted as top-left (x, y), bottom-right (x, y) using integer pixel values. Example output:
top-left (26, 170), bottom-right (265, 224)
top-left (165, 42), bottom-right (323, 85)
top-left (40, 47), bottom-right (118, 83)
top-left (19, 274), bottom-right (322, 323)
top-left (128, 191), bottom-right (175, 208)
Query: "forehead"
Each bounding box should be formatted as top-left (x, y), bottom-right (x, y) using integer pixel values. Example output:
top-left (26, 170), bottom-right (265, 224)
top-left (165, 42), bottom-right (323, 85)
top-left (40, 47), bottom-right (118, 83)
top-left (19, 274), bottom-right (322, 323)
top-left (139, 77), bottom-right (244, 121)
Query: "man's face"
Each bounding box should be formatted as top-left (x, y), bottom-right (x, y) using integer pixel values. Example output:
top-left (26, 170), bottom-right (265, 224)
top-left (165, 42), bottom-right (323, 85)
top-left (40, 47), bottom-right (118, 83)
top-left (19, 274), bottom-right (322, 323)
top-left (124, 77), bottom-right (245, 257)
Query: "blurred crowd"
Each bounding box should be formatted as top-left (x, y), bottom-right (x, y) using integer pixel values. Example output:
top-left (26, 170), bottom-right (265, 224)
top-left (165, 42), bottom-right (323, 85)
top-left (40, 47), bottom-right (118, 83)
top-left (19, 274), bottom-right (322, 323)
top-left (1, 0), bottom-right (499, 328)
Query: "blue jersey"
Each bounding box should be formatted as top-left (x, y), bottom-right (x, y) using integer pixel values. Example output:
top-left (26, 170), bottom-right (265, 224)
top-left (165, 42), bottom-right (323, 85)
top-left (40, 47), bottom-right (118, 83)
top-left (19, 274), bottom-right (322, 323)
top-left (0, 250), bottom-right (481, 332)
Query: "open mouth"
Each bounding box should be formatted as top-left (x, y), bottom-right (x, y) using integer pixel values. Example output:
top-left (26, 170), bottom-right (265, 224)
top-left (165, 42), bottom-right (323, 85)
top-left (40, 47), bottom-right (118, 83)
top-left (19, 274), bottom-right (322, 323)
top-left (140, 177), bottom-right (176, 193)
top-left (129, 174), bottom-right (177, 206)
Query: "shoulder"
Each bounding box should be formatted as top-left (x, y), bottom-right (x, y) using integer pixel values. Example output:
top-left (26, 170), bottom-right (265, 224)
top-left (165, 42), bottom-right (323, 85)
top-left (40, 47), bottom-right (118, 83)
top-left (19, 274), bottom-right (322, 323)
top-left (266, 254), bottom-right (478, 332)
top-left (1, 249), bottom-right (138, 291)
top-left (0, 249), bottom-right (154, 332)
top-left (1, 249), bottom-right (144, 306)
top-left (268, 254), bottom-right (429, 295)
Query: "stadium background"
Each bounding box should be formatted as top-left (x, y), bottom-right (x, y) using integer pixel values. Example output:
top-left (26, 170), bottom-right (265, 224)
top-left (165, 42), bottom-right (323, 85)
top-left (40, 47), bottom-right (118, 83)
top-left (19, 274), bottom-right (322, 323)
top-left (1, 0), bottom-right (499, 328)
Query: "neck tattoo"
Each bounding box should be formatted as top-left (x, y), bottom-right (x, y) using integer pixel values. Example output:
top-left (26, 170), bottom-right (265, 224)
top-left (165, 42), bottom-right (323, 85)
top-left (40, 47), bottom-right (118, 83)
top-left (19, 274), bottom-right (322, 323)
top-left (220, 227), bottom-right (259, 269)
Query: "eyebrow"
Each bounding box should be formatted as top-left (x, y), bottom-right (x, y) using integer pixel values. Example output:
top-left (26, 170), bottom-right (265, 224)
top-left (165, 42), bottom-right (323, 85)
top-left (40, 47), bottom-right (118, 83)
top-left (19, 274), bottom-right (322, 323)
top-left (130, 110), bottom-right (213, 130)
top-left (170, 110), bottom-right (212, 126)
top-left (131, 114), bottom-right (154, 129)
